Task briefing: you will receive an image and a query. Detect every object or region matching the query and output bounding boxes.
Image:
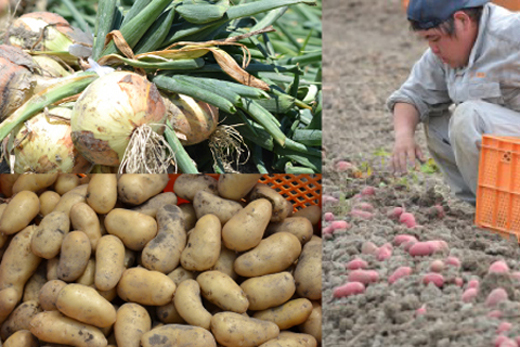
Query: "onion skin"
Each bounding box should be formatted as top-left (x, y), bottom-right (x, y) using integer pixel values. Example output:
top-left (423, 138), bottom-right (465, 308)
top-left (71, 72), bottom-right (166, 167)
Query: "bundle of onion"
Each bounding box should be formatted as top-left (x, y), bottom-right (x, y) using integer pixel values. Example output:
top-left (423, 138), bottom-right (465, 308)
top-left (71, 71), bottom-right (169, 172)
top-left (9, 106), bottom-right (91, 173)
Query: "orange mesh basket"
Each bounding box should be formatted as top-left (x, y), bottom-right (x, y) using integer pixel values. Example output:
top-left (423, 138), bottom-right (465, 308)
top-left (475, 135), bottom-right (520, 241)
top-left (402, 0), bottom-right (520, 11)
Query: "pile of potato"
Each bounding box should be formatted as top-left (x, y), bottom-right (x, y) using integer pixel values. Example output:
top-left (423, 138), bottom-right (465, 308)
top-left (0, 173), bottom-right (322, 347)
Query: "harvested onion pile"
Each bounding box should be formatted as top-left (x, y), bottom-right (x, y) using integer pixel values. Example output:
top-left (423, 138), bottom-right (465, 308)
top-left (0, 173), bottom-right (321, 346)
top-left (0, 0), bottom-right (321, 174)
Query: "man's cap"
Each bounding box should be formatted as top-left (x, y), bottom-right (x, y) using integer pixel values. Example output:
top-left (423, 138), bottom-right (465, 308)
top-left (407, 0), bottom-right (489, 30)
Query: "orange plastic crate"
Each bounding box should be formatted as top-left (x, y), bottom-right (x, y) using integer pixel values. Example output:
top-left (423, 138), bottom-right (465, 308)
top-left (475, 135), bottom-right (520, 241)
top-left (402, 0), bottom-right (520, 11)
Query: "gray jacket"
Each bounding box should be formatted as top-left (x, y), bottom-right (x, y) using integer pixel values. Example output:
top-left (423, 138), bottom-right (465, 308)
top-left (387, 3), bottom-right (520, 123)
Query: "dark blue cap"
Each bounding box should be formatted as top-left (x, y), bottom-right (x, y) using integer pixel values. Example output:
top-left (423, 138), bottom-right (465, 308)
top-left (407, 0), bottom-right (489, 30)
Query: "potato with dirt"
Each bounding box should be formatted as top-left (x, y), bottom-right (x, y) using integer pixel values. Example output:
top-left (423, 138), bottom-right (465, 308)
top-left (0, 190), bottom-right (39, 235)
top-left (173, 279), bottom-right (212, 330)
top-left (3, 329), bottom-right (39, 347)
top-left (38, 280), bottom-right (67, 311)
top-left (52, 184), bottom-right (88, 216)
top-left (294, 238), bottom-right (322, 300)
top-left (0, 300), bottom-right (41, 341)
top-left (266, 217), bottom-right (314, 245)
top-left (211, 312), bottom-right (280, 347)
top-left (86, 174), bottom-right (117, 214)
top-left (299, 301), bottom-right (321, 343)
top-left (117, 267), bottom-right (175, 306)
top-left (259, 331), bottom-right (317, 347)
top-left (117, 174), bottom-right (169, 205)
top-left (249, 183), bottom-right (294, 222)
top-left (240, 272), bottom-right (296, 311)
top-left (70, 202), bottom-right (103, 251)
top-left (104, 208), bottom-right (157, 251)
top-left (193, 190), bottom-right (243, 224)
top-left (197, 271), bottom-right (249, 313)
top-left (114, 303), bottom-right (151, 347)
top-left (57, 231), bottom-right (91, 282)
top-left (131, 192), bottom-right (177, 217)
top-left (31, 211), bottom-right (70, 259)
top-left (180, 214), bottom-right (221, 271)
top-left (174, 174), bottom-right (219, 201)
top-left (141, 324), bottom-right (217, 347)
top-left (218, 174), bottom-right (262, 200)
top-left (252, 298), bottom-right (313, 330)
top-left (12, 173), bottom-right (58, 194)
top-left (95, 235), bottom-right (125, 291)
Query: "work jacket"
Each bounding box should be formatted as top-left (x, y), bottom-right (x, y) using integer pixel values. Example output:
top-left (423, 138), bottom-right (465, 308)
top-left (386, 3), bottom-right (520, 123)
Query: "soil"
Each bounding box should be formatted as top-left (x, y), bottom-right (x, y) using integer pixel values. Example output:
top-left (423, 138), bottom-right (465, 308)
top-left (322, 0), bottom-right (520, 346)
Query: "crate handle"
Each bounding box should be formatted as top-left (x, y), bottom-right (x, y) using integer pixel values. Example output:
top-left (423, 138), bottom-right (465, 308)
top-left (502, 151), bottom-right (512, 163)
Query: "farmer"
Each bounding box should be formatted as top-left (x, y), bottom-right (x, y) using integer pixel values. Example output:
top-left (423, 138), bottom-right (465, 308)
top-left (387, 0), bottom-right (520, 204)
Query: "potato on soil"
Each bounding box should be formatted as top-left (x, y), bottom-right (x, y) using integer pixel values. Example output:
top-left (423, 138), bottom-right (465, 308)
top-left (173, 174), bottom-right (218, 201)
top-left (180, 214), bottom-right (220, 272)
top-left (117, 174), bottom-right (169, 205)
top-left (0, 190), bottom-right (39, 235)
top-left (197, 271), bottom-right (249, 313)
top-left (240, 272), bottom-right (296, 311)
top-left (86, 174), bottom-right (117, 214)
top-left (211, 312), bottom-right (279, 347)
top-left (114, 303), bottom-right (151, 347)
top-left (218, 174), bottom-right (262, 201)
top-left (249, 183), bottom-right (293, 222)
top-left (193, 190), bottom-right (243, 225)
top-left (141, 324), bottom-right (217, 347)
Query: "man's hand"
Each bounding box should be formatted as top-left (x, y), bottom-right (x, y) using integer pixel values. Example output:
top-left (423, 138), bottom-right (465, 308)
top-left (391, 135), bottom-right (425, 175)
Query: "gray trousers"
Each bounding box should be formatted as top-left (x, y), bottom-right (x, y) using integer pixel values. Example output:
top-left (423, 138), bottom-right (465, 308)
top-left (424, 100), bottom-right (520, 204)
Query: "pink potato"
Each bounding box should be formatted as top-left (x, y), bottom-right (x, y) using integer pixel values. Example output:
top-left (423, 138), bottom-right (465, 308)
top-left (394, 234), bottom-right (418, 246)
top-left (467, 280), bottom-right (479, 290)
top-left (322, 226), bottom-right (334, 235)
top-left (355, 202), bottom-right (374, 211)
top-left (333, 282), bottom-right (365, 298)
top-left (511, 272), bottom-right (520, 281)
top-left (496, 336), bottom-right (508, 347)
top-left (497, 322), bottom-right (512, 334)
top-left (388, 266), bottom-right (412, 284)
top-left (422, 273), bottom-right (444, 288)
top-left (348, 270), bottom-right (379, 284)
top-left (361, 186), bottom-right (375, 196)
top-left (415, 304), bottom-right (427, 316)
top-left (403, 240), bottom-right (418, 252)
top-left (486, 288), bottom-right (508, 307)
top-left (350, 209), bottom-right (374, 219)
top-left (376, 245), bottom-right (392, 261)
top-left (388, 207), bottom-right (404, 219)
top-left (498, 338), bottom-right (518, 347)
top-left (429, 260), bottom-right (445, 273)
top-left (323, 195), bottom-right (339, 204)
top-left (399, 212), bottom-right (417, 228)
top-left (454, 278), bottom-right (464, 287)
top-left (461, 288), bottom-right (478, 303)
top-left (489, 260), bottom-right (510, 274)
top-left (430, 204), bottom-right (445, 219)
top-left (335, 161), bottom-right (355, 172)
top-left (346, 258), bottom-right (368, 270)
top-left (324, 212), bottom-right (335, 222)
top-left (445, 256), bottom-right (461, 268)
top-left (409, 241), bottom-right (448, 257)
top-left (488, 310), bottom-right (503, 319)
top-left (361, 241), bottom-right (379, 255)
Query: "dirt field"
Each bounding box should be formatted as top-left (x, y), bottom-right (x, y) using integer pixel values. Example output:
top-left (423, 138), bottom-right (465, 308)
top-left (322, 0), bottom-right (520, 346)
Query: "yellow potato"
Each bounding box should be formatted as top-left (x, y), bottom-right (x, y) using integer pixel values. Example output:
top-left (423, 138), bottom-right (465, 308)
top-left (181, 214), bottom-right (221, 271)
top-left (0, 174), bottom-right (20, 197)
top-left (179, 203), bottom-right (197, 230)
top-left (70, 202), bottom-right (103, 251)
top-left (86, 174), bottom-right (118, 214)
top-left (173, 279), bottom-right (212, 330)
top-left (211, 245), bottom-right (238, 280)
top-left (31, 211), bottom-right (70, 259)
top-left (173, 174), bottom-right (218, 201)
top-left (266, 217), bottom-right (314, 245)
top-left (156, 301), bottom-right (185, 324)
top-left (105, 209), bottom-right (157, 251)
top-left (193, 190), bottom-right (243, 225)
top-left (52, 184), bottom-right (88, 217)
top-left (3, 329), bottom-right (39, 347)
top-left (234, 232), bottom-right (301, 277)
top-left (211, 312), bottom-right (279, 347)
top-left (56, 284), bottom-right (116, 328)
top-left (94, 285), bottom-right (118, 302)
top-left (141, 324), bottom-right (217, 347)
top-left (249, 183), bottom-right (293, 222)
top-left (252, 298), bottom-right (313, 330)
top-left (39, 191), bottom-right (61, 217)
top-left (197, 271), bottom-right (249, 313)
top-left (294, 239), bottom-right (322, 300)
top-left (30, 310), bottom-right (107, 347)
top-left (117, 267), bottom-right (176, 306)
top-left (217, 174), bottom-right (262, 201)
top-left (0, 288), bottom-right (19, 325)
top-left (12, 173), bottom-right (58, 195)
top-left (240, 272), bottom-right (296, 311)
top-left (117, 174), bottom-right (169, 205)
top-left (259, 331), bottom-right (317, 347)
top-left (57, 231), bottom-right (91, 282)
top-left (54, 174), bottom-right (80, 195)
top-left (222, 198), bottom-right (272, 252)
top-left (46, 257), bottom-right (59, 281)
top-left (0, 190), bottom-right (40, 235)
top-left (22, 265), bottom-right (47, 303)
top-left (95, 235), bottom-right (125, 291)
top-left (131, 192), bottom-right (177, 217)
top-left (292, 205), bottom-right (321, 227)
top-left (141, 204), bottom-right (186, 273)
top-left (114, 303), bottom-right (151, 347)
top-left (298, 301), bottom-right (321, 343)
top-left (167, 266), bottom-right (195, 285)
top-left (1, 300), bottom-right (41, 341)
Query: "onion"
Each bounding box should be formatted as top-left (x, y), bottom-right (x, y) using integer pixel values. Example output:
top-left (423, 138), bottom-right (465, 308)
top-left (11, 107), bottom-right (91, 173)
top-left (162, 92), bottom-right (219, 146)
top-left (71, 71), bottom-right (167, 167)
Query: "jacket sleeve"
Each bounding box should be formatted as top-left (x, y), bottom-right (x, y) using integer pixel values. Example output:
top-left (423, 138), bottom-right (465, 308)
top-left (386, 49), bottom-right (452, 123)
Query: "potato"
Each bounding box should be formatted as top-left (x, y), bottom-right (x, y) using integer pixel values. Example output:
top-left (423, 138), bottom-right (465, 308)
top-left (56, 284), bottom-right (116, 328)
top-left (298, 301), bottom-right (321, 343)
top-left (197, 271), bottom-right (248, 313)
top-left (222, 198), bottom-right (272, 252)
top-left (57, 231), bottom-right (91, 282)
top-left (3, 329), bottom-right (39, 347)
top-left (259, 331), bottom-right (317, 347)
top-left (218, 174), bottom-right (262, 201)
top-left (167, 267), bottom-right (195, 286)
top-left (193, 191), bottom-right (242, 225)
top-left (117, 174), bottom-right (169, 205)
top-left (117, 267), bottom-right (176, 306)
top-left (141, 324), bottom-right (216, 347)
top-left (39, 191), bottom-right (61, 217)
top-left (52, 184), bottom-right (88, 217)
top-left (30, 310), bottom-right (107, 347)
top-left (132, 192), bottom-right (177, 217)
top-left (141, 204), bottom-right (186, 273)
top-left (70, 203), bottom-right (102, 251)
top-left (173, 279), bottom-right (212, 330)
top-left (1, 300), bottom-right (41, 340)
top-left (211, 246), bottom-right (238, 280)
top-left (211, 312), bottom-right (279, 347)
top-left (46, 257), bottom-right (59, 281)
top-left (105, 209), bottom-right (157, 251)
top-left (292, 205), bottom-right (321, 232)
top-left (31, 211), bottom-right (70, 259)
top-left (95, 285), bottom-right (117, 302)
top-left (252, 298), bottom-right (313, 330)
top-left (0, 190), bottom-right (39, 235)
top-left (76, 259), bottom-right (96, 286)
top-left (22, 264), bottom-right (47, 302)
top-left (234, 232), bottom-right (301, 277)
top-left (0, 288), bottom-right (19, 325)
top-left (0, 174), bottom-right (20, 197)
top-left (95, 235), bottom-right (125, 291)
top-left (266, 217), bottom-right (314, 245)
top-left (173, 174), bottom-right (218, 201)
top-left (249, 183), bottom-right (293, 222)
top-left (114, 303), bottom-right (151, 347)
top-left (86, 174), bottom-right (117, 214)
top-left (179, 203), bottom-right (197, 230)
top-left (240, 272), bottom-right (296, 311)
top-left (0, 225), bottom-right (41, 300)
top-left (12, 173), bottom-right (58, 195)
top-left (294, 239), bottom-right (322, 300)
top-left (181, 214), bottom-right (220, 271)
top-left (54, 174), bottom-right (80, 195)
